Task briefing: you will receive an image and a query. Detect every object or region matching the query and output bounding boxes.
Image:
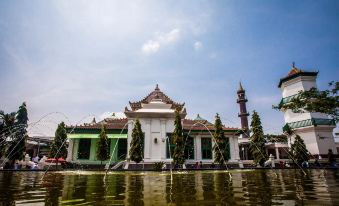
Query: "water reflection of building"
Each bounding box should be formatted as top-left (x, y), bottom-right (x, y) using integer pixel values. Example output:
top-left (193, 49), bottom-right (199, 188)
top-left (66, 85), bottom-right (241, 165)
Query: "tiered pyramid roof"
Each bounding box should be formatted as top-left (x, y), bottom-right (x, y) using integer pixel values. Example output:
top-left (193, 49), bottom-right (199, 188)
top-left (278, 63), bottom-right (318, 88)
top-left (127, 84), bottom-right (184, 111)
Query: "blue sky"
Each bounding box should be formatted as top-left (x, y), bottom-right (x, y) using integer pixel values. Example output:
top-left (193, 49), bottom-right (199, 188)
top-left (0, 1), bottom-right (338, 136)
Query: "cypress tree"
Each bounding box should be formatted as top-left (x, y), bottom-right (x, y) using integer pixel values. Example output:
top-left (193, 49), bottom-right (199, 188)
top-left (172, 109), bottom-right (185, 166)
top-left (291, 135), bottom-right (309, 165)
top-left (213, 113), bottom-right (230, 167)
top-left (249, 111), bottom-right (267, 166)
top-left (96, 125), bottom-right (110, 167)
top-left (129, 119), bottom-right (143, 163)
top-left (7, 102), bottom-right (28, 162)
top-left (49, 122), bottom-right (68, 163)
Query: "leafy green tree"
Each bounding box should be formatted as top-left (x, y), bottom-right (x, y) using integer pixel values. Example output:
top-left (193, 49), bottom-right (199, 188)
top-left (290, 135), bottom-right (309, 165)
top-left (129, 119), bottom-right (143, 163)
top-left (276, 81), bottom-right (338, 122)
top-left (7, 102), bottom-right (28, 161)
top-left (249, 111), bottom-right (267, 166)
top-left (213, 113), bottom-right (230, 167)
top-left (0, 111), bottom-right (16, 157)
top-left (49, 122), bottom-right (68, 164)
top-left (264, 134), bottom-right (288, 143)
top-left (172, 109), bottom-right (185, 166)
top-left (96, 125), bottom-right (110, 167)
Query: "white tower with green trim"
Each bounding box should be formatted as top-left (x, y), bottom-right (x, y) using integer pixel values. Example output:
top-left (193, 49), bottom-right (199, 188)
top-left (278, 63), bottom-right (337, 156)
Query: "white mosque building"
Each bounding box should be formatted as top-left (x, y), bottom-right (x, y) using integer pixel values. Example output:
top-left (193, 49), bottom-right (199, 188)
top-left (66, 85), bottom-right (241, 166)
top-left (65, 64), bottom-right (337, 167)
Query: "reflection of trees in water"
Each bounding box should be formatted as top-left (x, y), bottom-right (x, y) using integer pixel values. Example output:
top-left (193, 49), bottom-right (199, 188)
top-left (127, 175), bottom-right (144, 206)
top-left (0, 172), bottom-right (16, 205)
top-left (60, 173), bottom-right (127, 205)
top-left (279, 169), bottom-right (315, 204)
top-left (279, 170), bottom-right (298, 201)
top-left (327, 170), bottom-right (339, 204)
top-left (241, 171), bottom-right (272, 205)
top-left (166, 173), bottom-right (197, 204)
top-left (214, 172), bottom-right (235, 204)
top-left (43, 173), bottom-right (64, 206)
top-left (68, 175), bottom-right (87, 200)
top-left (87, 175), bottom-right (107, 204)
top-left (294, 169), bottom-right (316, 204)
top-left (201, 172), bottom-right (216, 203)
top-left (105, 174), bottom-right (126, 203)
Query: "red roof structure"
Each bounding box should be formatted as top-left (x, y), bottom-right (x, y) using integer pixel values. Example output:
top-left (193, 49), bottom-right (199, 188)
top-left (66, 118), bottom-right (128, 131)
top-left (278, 63), bottom-right (318, 88)
top-left (182, 119), bottom-right (239, 132)
top-left (127, 84), bottom-right (185, 111)
top-left (67, 117), bottom-right (239, 133)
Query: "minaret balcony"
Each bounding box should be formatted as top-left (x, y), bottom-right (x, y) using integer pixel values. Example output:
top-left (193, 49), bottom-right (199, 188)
top-left (238, 112), bottom-right (249, 117)
top-left (237, 99), bottom-right (248, 103)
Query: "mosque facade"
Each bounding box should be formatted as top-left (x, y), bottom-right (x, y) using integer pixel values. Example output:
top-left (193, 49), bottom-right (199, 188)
top-left (66, 85), bottom-right (241, 165)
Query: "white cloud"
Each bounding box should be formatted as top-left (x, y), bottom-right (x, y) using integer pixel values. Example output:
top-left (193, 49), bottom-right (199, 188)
top-left (159, 29), bottom-right (180, 44)
top-left (141, 28), bottom-right (180, 54)
top-left (142, 40), bottom-right (160, 54)
top-left (0, 1), bottom-right (214, 136)
top-left (194, 41), bottom-right (203, 51)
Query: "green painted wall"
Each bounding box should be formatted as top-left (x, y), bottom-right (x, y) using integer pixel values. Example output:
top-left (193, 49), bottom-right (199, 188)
top-left (72, 138), bottom-right (125, 163)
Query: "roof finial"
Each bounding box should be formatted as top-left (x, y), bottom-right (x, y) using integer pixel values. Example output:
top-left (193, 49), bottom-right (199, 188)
top-left (155, 84), bottom-right (160, 91)
top-left (195, 113), bottom-right (205, 121)
top-left (91, 117), bottom-right (96, 124)
top-left (238, 81), bottom-right (244, 91)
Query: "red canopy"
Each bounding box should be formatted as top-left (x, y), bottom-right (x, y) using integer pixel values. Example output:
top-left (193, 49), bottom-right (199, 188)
top-left (45, 158), bottom-right (66, 163)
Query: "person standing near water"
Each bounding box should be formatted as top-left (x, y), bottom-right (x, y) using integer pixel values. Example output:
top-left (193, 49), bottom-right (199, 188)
top-left (328, 149), bottom-right (337, 167)
top-left (195, 162), bottom-right (200, 169)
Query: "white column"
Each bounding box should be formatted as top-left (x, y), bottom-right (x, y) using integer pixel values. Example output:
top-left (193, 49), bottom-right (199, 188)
top-left (66, 139), bottom-right (74, 162)
top-left (196, 135), bottom-right (202, 161)
top-left (160, 119), bottom-right (167, 160)
top-left (232, 136), bottom-right (240, 160)
top-left (230, 137), bottom-right (235, 161)
top-left (72, 139), bottom-right (78, 161)
top-left (144, 119), bottom-right (151, 160)
top-left (126, 119), bottom-right (134, 159)
top-left (275, 147), bottom-right (280, 160)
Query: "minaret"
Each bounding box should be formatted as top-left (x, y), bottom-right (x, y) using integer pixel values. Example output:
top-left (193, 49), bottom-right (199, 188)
top-left (278, 63), bottom-right (336, 156)
top-left (237, 82), bottom-right (250, 137)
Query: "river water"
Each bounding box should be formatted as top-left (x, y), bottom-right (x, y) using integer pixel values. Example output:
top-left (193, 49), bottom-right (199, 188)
top-left (0, 169), bottom-right (339, 205)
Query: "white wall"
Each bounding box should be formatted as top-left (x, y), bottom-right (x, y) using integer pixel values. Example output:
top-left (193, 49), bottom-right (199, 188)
top-left (281, 76), bottom-right (317, 97)
top-left (292, 127), bottom-right (337, 155)
top-left (131, 117), bottom-right (175, 162)
top-left (127, 117), bottom-right (239, 162)
top-left (284, 110), bottom-right (311, 123)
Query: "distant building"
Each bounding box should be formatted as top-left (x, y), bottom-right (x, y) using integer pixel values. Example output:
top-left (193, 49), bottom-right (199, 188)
top-left (236, 83), bottom-right (289, 161)
top-left (66, 85), bottom-right (241, 165)
top-left (26, 136), bottom-right (53, 158)
top-left (278, 63), bottom-right (337, 156)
